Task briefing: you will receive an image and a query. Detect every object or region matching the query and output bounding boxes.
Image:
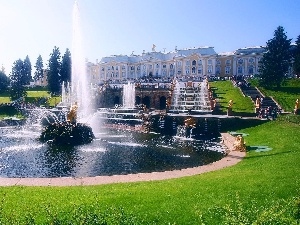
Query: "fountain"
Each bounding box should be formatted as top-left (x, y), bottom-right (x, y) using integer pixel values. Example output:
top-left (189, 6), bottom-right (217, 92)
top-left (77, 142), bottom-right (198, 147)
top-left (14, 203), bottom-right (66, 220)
top-left (0, 2), bottom-right (228, 179)
top-left (122, 82), bottom-right (136, 109)
top-left (169, 79), bottom-right (212, 114)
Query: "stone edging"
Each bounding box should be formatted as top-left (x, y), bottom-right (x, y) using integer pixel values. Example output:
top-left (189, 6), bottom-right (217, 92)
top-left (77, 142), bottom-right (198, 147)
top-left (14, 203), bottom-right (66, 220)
top-left (0, 133), bottom-right (245, 187)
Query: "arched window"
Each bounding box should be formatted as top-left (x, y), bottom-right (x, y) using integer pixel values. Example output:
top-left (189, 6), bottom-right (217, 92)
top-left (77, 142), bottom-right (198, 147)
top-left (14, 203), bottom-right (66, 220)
top-left (192, 60), bottom-right (196, 66)
top-left (170, 64), bottom-right (174, 69)
top-left (192, 67), bottom-right (196, 74)
top-left (248, 65), bottom-right (254, 74)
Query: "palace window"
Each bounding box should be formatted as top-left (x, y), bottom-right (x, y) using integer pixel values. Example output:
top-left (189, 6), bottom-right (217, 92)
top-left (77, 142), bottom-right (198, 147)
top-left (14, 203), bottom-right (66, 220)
top-left (238, 66), bottom-right (243, 74)
top-left (156, 64), bottom-right (159, 68)
top-left (198, 66), bottom-right (202, 74)
top-left (238, 59), bottom-right (243, 64)
top-left (101, 67), bottom-right (105, 71)
top-left (216, 66), bottom-right (221, 74)
top-left (208, 59), bottom-right (212, 65)
top-left (170, 64), bottom-right (174, 69)
top-left (115, 66), bottom-right (118, 70)
top-left (137, 65), bottom-right (140, 70)
top-left (248, 65), bottom-right (254, 74)
top-left (149, 65), bottom-right (152, 70)
top-left (185, 60), bottom-right (190, 66)
top-left (163, 64), bottom-right (166, 68)
top-left (177, 61), bottom-right (182, 67)
top-left (122, 65), bottom-right (126, 70)
top-left (130, 66), bottom-right (135, 70)
top-left (207, 65), bottom-right (212, 73)
top-left (216, 59), bottom-right (221, 65)
top-left (226, 59), bottom-right (231, 65)
top-left (177, 70), bottom-right (182, 75)
top-left (225, 66), bottom-right (231, 74)
top-left (198, 60), bottom-right (202, 65)
top-left (192, 67), bottom-right (196, 74)
top-left (122, 72), bottom-right (126, 77)
top-left (143, 65), bottom-right (146, 70)
top-left (192, 60), bottom-right (196, 66)
top-left (248, 58), bottom-right (254, 64)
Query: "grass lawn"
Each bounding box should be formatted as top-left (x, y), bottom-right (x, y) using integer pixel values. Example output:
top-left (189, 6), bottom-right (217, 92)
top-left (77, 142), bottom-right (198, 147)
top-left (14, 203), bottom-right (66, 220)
top-left (0, 81), bottom-right (299, 224)
top-left (209, 80), bottom-right (254, 114)
top-left (250, 78), bottom-right (300, 112)
top-left (0, 119), bottom-right (299, 224)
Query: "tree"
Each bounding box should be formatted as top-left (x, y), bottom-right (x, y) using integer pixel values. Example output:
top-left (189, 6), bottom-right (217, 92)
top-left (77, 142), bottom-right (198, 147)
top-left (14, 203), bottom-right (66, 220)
top-left (293, 35), bottom-right (300, 78)
top-left (259, 26), bottom-right (292, 88)
top-left (47, 46), bottom-right (61, 95)
top-left (60, 48), bottom-right (72, 85)
top-left (0, 71), bottom-right (9, 93)
top-left (34, 55), bottom-right (44, 82)
top-left (23, 55), bottom-right (32, 85)
top-left (10, 59), bottom-right (27, 100)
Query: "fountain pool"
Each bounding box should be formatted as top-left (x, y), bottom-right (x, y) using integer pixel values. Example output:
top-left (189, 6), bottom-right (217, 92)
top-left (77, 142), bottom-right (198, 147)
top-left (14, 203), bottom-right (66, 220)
top-left (0, 124), bottom-right (225, 178)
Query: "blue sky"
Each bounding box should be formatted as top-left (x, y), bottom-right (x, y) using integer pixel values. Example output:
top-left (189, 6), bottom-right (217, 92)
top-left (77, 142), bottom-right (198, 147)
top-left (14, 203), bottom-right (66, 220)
top-left (0, 0), bottom-right (299, 75)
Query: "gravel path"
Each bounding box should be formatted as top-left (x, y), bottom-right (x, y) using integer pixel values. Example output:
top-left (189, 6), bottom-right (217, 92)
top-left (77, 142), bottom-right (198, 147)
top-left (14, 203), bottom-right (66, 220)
top-left (0, 133), bottom-right (245, 187)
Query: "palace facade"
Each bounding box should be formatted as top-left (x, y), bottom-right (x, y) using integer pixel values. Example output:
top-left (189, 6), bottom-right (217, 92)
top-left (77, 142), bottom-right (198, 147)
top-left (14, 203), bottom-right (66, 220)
top-left (86, 46), bottom-right (266, 85)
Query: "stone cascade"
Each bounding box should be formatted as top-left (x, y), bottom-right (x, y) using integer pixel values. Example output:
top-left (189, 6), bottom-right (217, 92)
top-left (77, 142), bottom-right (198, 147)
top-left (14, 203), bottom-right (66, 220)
top-left (169, 80), bottom-right (212, 113)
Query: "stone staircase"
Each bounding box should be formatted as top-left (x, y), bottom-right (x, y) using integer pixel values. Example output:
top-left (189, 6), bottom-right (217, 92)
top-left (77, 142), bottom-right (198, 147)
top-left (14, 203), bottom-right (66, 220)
top-left (235, 79), bottom-right (281, 112)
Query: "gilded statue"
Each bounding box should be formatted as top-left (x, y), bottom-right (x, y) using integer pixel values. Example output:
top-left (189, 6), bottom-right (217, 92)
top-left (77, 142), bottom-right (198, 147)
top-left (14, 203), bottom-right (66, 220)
top-left (67, 102), bottom-right (78, 123)
top-left (294, 99), bottom-right (299, 114)
top-left (227, 99), bottom-right (233, 116)
top-left (184, 117), bottom-right (196, 128)
top-left (233, 135), bottom-right (246, 152)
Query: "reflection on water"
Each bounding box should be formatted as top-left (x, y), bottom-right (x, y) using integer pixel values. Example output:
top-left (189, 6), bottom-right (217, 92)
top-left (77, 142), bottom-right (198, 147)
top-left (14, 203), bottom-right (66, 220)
top-left (0, 126), bottom-right (226, 178)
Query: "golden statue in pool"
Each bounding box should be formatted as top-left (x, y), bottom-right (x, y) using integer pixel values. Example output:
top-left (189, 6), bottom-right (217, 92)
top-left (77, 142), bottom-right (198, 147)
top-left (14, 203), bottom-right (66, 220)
top-left (67, 102), bottom-right (78, 123)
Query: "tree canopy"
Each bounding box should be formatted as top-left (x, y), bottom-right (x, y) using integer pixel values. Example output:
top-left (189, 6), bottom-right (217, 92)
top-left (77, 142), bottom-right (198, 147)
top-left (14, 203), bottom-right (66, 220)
top-left (10, 59), bottom-right (27, 100)
top-left (34, 55), bottom-right (44, 82)
top-left (0, 71), bottom-right (9, 93)
top-left (47, 46), bottom-right (61, 95)
top-left (259, 26), bottom-right (292, 88)
top-left (293, 35), bottom-right (300, 78)
top-left (60, 48), bottom-right (72, 85)
top-left (23, 55), bottom-right (32, 85)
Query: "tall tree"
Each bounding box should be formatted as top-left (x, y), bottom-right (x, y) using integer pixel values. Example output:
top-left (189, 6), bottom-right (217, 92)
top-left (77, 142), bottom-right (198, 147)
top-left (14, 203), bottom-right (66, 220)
top-left (259, 26), bottom-right (292, 88)
top-left (47, 46), bottom-right (61, 95)
top-left (0, 71), bottom-right (9, 93)
top-left (10, 59), bottom-right (27, 100)
top-left (293, 35), bottom-right (300, 78)
top-left (34, 55), bottom-right (44, 82)
top-left (60, 48), bottom-right (72, 85)
top-left (23, 55), bottom-right (32, 85)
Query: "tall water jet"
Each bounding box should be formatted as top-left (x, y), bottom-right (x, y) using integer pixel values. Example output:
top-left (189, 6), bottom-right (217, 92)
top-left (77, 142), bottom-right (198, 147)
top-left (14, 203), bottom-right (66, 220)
top-left (71, 1), bottom-right (92, 119)
top-left (122, 82), bottom-right (136, 108)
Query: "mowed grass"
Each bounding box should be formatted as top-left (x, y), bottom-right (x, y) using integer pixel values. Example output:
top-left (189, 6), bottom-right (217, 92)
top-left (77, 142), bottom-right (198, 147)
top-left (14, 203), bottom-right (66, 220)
top-left (250, 78), bottom-right (300, 112)
top-left (210, 80), bottom-right (254, 114)
top-left (0, 81), bottom-right (299, 223)
top-left (0, 119), bottom-right (299, 224)
top-left (0, 88), bottom-right (61, 107)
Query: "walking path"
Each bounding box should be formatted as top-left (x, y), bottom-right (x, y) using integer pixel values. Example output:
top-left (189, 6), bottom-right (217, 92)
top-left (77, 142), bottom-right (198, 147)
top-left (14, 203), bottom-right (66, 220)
top-left (0, 133), bottom-right (245, 187)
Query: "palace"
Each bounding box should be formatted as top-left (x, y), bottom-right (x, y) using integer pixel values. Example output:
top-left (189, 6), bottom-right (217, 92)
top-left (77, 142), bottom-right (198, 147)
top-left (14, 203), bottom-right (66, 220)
top-left (86, 45), bottom-right (266, 85)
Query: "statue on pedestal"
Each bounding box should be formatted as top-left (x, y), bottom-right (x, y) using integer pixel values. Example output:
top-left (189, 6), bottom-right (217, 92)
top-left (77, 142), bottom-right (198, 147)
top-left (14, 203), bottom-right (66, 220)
top-left (67, 102), bottom-right (78, 124)
top-left (227, 99), bottom-right (233, 116)
top-left (233, 135), bottom-right (246, 152)
top-left (294, 99), bottom-right (299, 115)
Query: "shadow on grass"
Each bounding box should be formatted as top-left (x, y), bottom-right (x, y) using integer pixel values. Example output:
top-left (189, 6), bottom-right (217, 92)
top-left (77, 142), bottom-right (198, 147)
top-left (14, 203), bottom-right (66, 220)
top-left (267, 86), bottom-right (300, 94)
top-left (219, 117), bottom-right (269, 132)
